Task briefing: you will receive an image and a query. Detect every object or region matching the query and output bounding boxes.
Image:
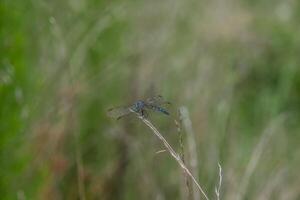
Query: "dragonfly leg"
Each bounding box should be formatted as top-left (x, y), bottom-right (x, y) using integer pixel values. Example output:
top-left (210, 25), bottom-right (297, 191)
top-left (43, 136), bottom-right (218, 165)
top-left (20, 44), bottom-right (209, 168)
top-left (141, 109), bottom-right (148, 118)
top-left (116, 116), bottom-right (122, 120)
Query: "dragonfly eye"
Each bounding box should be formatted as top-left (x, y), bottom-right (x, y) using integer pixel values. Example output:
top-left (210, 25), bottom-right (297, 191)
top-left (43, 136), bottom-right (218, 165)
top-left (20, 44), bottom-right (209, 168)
top-left (131, 102), bottom-right (141, 112)
top-left (131, 105), bottom-right (138, 112)
top-left (136, 101), bottom-right (144, 107)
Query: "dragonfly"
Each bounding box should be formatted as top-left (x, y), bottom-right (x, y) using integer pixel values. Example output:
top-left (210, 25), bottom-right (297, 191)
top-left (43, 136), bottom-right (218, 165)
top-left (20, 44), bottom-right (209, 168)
top-left (107, 95), bottom-right (171, 120)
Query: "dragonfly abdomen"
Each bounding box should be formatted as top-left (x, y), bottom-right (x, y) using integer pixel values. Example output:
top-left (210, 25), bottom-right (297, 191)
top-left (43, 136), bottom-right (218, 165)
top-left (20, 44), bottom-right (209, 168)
top-left (147, 105), bottom-right (169, 115)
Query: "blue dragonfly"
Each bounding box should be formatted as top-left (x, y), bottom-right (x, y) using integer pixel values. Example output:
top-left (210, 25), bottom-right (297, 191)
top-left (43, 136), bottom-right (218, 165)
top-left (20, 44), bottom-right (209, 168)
top-left (107, 95), bottom-right (171, 120)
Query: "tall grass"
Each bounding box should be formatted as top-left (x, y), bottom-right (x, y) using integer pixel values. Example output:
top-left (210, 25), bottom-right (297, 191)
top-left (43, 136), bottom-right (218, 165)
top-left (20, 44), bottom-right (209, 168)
top-left (1, 0), bottom-right (300, 199)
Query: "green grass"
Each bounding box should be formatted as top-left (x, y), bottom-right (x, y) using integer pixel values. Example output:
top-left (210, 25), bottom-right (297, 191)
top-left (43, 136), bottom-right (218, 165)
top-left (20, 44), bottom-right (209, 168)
top-left (1, 0), bottom-right (300, 199)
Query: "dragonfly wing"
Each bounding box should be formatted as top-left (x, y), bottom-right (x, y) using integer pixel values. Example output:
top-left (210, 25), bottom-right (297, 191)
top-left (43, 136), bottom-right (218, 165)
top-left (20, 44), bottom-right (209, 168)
top-left (146, 95), bottom-right (171, 106)
top-left (107, 106), bottom-right (133, 119)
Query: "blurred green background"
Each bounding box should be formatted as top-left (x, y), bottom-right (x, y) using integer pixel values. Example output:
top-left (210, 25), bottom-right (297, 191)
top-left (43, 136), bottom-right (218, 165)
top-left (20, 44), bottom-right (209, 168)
top-left (1, 0), bottom-right (300, 199)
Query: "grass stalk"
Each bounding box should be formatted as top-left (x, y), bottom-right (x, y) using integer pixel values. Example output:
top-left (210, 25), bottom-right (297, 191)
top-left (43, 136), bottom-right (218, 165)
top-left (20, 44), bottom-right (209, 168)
top-left (179, 106), bottom-right (200, 200)
top-left (139, 116), bottom-right (210, 200)
top-left (235, 115), bottom-right (285, 200)
top-left (215, 163), bottom-right (222, 200)
top-left (175, 118), bottom-right (193, 200)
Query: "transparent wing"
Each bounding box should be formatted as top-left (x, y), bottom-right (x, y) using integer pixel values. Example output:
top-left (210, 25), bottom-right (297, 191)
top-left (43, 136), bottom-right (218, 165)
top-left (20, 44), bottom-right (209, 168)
top-left (107, 106), bottom-right (133, 119)
top-left (146, 95), bottom-right (171, 106)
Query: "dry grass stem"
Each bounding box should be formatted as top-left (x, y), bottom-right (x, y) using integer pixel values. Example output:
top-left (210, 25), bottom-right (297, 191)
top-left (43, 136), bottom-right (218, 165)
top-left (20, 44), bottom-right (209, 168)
top-left (156, 149), bottom-right (167, 154)
top-left (139, 116), bottom-right (210, 200)
top-left (215, 163), bottom-right (222, 200)
top-left (179, 106), bottom-right (200, 200)
top-left (175, 118), bottom-right (193, 200)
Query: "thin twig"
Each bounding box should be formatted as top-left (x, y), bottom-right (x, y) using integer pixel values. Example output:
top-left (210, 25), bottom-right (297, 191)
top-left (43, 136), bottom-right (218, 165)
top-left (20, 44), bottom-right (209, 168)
top-left (139, 116), bottom-right (210, 200)
top-left (215, 163), bottom-right (222, 200)
top-left (156, 149), bottom-right (167, 154)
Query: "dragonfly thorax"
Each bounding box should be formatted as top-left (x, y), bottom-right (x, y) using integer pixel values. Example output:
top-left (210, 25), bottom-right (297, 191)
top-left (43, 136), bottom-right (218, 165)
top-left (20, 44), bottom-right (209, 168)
top-left (131, 100), bottom-right (145, 112)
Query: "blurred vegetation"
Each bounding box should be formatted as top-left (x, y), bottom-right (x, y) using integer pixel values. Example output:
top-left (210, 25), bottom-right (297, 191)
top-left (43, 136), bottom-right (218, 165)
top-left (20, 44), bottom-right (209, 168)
top-left (1, 0), bottom-right (300, 199)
